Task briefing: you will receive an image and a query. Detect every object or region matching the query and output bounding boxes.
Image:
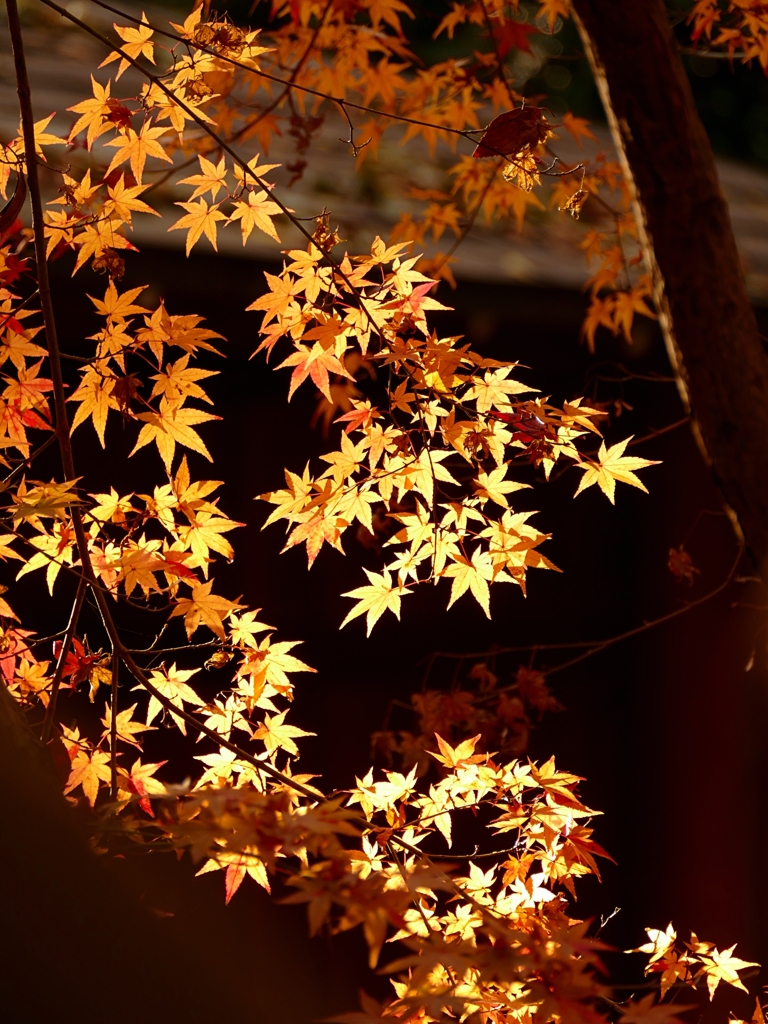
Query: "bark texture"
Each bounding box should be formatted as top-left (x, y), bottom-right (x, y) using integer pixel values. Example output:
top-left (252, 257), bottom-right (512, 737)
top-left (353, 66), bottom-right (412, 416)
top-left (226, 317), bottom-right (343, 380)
top-left (571, 0), bottom-right (768, 569)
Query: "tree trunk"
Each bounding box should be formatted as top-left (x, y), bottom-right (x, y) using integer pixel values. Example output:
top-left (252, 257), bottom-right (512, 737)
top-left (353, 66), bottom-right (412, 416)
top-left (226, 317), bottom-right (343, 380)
top-left (571, 0), bottom-right (768, 570)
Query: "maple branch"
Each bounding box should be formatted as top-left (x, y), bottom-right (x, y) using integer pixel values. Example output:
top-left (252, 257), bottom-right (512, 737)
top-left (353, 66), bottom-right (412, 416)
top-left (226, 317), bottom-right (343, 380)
top-left (625, 415), bottom-right (690, 448)
top-left (39, 0), bottom-right (400, 351)
top-left (240, 0), bottom-right (335, 133)
top-left (109, 647), bottom-right (118, 799)
top-left (40, 576), bottom-right (86, 743)
top-left (79, 0), bottom-right (486, 145)
top-left (387, 839), bottom-right (435, 936)
top-left (422, 543), bottom-right (744, 677)
top-left (431, 160), bottom-right (502, 275)
top-left (79, 0), bottom-right (556, 183)
top-left (6, 5), bottom-right (97, 746)
top-left (1, 432), bottom-right (59, 487)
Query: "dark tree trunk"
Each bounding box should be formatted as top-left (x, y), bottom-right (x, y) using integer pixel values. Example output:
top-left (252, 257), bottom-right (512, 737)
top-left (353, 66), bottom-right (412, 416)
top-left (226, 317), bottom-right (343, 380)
top-left (571, 0), bottom-right (768, 571)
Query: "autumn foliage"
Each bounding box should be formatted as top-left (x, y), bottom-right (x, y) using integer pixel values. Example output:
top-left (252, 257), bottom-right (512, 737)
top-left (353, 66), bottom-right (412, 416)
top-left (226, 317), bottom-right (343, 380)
top-left (0, 0), bottom-right (764, 1021)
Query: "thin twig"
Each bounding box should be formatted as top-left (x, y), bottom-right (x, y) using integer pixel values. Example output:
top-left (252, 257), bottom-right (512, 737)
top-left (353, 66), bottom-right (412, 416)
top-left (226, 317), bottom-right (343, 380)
top-left (40, 577), bottom-right (87, 743)
top-left (421, 545), bottom-right (743, 674)
top-left (109, 646), bottom-right (118, 799)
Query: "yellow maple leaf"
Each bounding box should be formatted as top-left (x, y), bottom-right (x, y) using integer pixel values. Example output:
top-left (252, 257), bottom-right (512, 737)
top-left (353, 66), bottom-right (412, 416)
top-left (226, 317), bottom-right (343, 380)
top-left (536, 0), bottom-right (570, 34)
top-left (429, 732), bottom-right (483, 769)
top-left (170, 580), bottom-right (244, 641)
top-left (627, 923), bottom-right (677, 964)
top-left (229, 190), bottom-right (281, 244)
top-left (11, 478), bottom-right (82, 522)
top-left (102, 702), bottom-right (156, 748)
top-left (178, 155), bottom-right (228, 201)
top-left (695, 944), bottom-right (759, 1001)
top-left (131, 397), bottom-right (220, 472)
top-left (341, 568), bottom-right (410, 635)
top-left (67, 76), bottom-right (115, 148)
top-left (103, 175), bottom-right (160, 224)
top-left (253, 709), bottom-right (316, 757)
top-left (575, 438), bottom-right (660, 504)
top-left (104, 122), bottom-right (173, 185)
top-left (142, 663), bottom-right (203, 734)
top-left (168, 198), bottom-right (227, 256)
top-left (64, 748), bottom-right (112, 807)
top-left (69, 365), bottom-right (118, 446)
top-left (99, 13), bottom-right (155, 79)
top-left (442, 549), bottom-right (494, 617)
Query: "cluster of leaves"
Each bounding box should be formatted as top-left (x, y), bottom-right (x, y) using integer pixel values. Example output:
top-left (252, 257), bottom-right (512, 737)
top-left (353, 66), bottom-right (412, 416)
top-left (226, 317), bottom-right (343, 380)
top-left (628, 923), bottom-right (758, 1003)
top-left (166, 737), bottom-right (615, 1021)
top-left (256, 234), bottom-right (658, 628)
top-left (0, 0), bottom-right (764, 1021)
top-left (374, 661), bottom-right (563, 777)
top-left (688, 0), bottom-right (768, 70)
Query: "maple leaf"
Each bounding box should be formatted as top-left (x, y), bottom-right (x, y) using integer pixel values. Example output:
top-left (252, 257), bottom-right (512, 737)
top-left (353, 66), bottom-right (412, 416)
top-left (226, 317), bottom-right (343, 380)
top-left (73, 221), bottom-right (138, 277)
top-left (575, 438), bottom-right (660, 504)
top-left (102, 175), bottom-right (160, 224)
top-left (104, 123), bottom-right (173, 185)
top-left (131, 398), bottom-right (220, 471)
top-left (619, 996), bottom-right (695, 1024)
top-left (169, 198), bottom-right (227, 255)
top-left (142, 663), bottom-right (204, 734)
top-left (102, 702), bottom-right (156, 748)
top-left (177, 511), bottom-right (241, 576)
top-left (149, 354), bottom-right (218, 405)
top-left (178, 155), bottom-right (229, 201)
top-left (11, 478), bottom-right (82, 522)
top-left (695, 944), bottom-right (759, 1000)
top-left (493, 19), bottom-right (537, 58)
top-left (0, 534), bottom-right (22, 562)
top-left (228, 610), bottom-right (274, 648)
top-left (69, 365), bottom-right (118, 446)
top-left (90, 281), bottom-right (150, 321)
top-left (99, 13), bottom-right (155, 79)
top-left (248, 271), bottom-right (303, 332)
top-left (233, 153), bottom-right (281, 188)
top-left (341, 569), bottom-right (411, 635)
top-left (67, 76), bottom-right (115, 147)
top-left (278, 336), bottom-right (353, 403)
top-left (561, 112), bottom-right (597, 148)
top-left (170, 580), bottom-right (244, 641)
top-left (473, 464), bottom-right (529, 507)
top-left (253, 709), bottom-right (316, 757)
top-left (200, 695), bottom-right (251, 741)
top-left (64, 748), bottom-right (112, 807)
top-left (473, 106), bottom-right (552, 159)
top-left (118, 758), bottom-right (166, 815)
top-left (464, 367), bottom-right (535, 412)
top-left (628, 923), bottom-right (678, 964)
top-left (14, 114), bottom-right (67, 160)
top-left (197, 848), bottom-right (270, 903)
top-left (429, 733), bottom-right (484, 769)
top-left (442, 549), bottom-right (494, 618)
top-left (229, 190), bottom-right (281, 244)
